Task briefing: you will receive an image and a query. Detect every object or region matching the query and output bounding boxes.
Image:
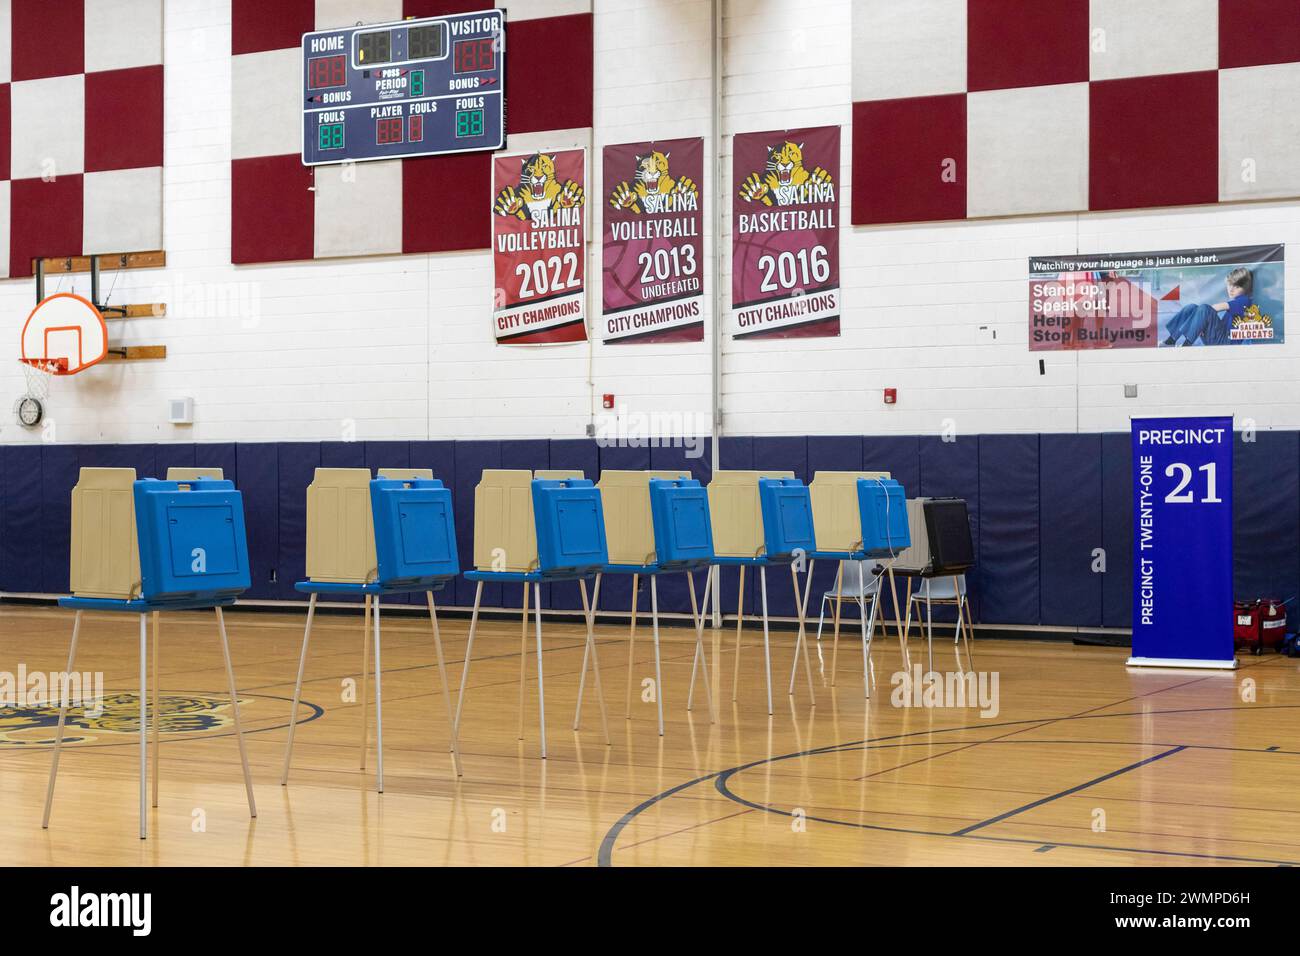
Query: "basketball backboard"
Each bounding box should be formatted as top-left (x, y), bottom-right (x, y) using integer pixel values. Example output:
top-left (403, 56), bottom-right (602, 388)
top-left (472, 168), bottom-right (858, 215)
top-left (21, 293), bottom-right (108, 375)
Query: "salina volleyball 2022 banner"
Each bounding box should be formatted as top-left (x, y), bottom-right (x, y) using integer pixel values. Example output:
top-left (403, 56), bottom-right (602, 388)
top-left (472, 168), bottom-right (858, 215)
top-left (1029, 244), bottom-right (1284, 351)
top-left (601, 137), bottom-right (704, 344)
top-left (731, 125), bottom-right (840, 340)
top-left (492, 148), bottom-right (588, 345)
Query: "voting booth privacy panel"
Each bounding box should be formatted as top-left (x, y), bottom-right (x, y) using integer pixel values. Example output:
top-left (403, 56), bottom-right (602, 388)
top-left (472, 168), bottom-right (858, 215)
top-left (9, 432), bottom-right (1299, 627)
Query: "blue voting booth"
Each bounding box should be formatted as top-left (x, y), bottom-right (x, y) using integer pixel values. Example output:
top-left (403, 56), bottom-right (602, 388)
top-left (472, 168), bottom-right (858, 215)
top-left (282, 476), bottom-right (462, 792)
top-left (44, 475), bottom-right (257, 840)
top-left (711, 474), bottom-right (818, 716)
top-left (802, 476), bottom-right (914, 700)
top-left (589, 476), bottom-right (717, 737)
top-left (458, 475), bottom-right (610, 760)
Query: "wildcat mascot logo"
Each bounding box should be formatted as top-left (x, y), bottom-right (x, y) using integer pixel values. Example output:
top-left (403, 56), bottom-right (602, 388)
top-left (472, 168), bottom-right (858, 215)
top-left (494, 152), bottom-right (585, 223)
top-left (609, 151), bottom-right (698, 214)
top-left (1231, 302), bottom-right (1276, 340)
top-left (0, 692), bottom-right (245, 745)
top-left (739, 141), bottom-right (834, 207)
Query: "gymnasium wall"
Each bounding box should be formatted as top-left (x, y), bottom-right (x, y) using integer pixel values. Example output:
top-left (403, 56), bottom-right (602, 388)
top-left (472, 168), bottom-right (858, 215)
top-left (0, 1), bottom-right (1296, 624)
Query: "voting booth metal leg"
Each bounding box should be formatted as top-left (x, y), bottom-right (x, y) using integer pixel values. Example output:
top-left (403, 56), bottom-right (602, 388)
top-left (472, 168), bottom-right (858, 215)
top-left (829, 562), bottom-right (845, 686)
top-left (453, 580), bottom-right (484, 755)
top-left (151, 612), bottom-right (160, 809)
top-left (425, 592), bottom-right (463, 778)
top-left (372, 597), bottom-right (384, 793)
top-left (533, 582), bottom-right (547, 759)
top-left (516, 582), bottom-right (528, 741)
top-left (360, 595), bottom-right (370, 770)
top-left (924, 582), bottom-right (935, 674)
top-left (887, 567), bottom-right (910, 670)
top-left (41, 610), bottom-right (83, 830)
top-left (787, 561), bottom-right (816, 701)
top-left (685, 570), bottom-right (715, 722)
top-left (625, 573), bottom-right (639, 719)
top-left (281, 593), bottom-right (318, 786)
top-left (902, 581), bottom-right (916, 671)
top-left (857, 562), bottom-right (872, 699)
top-left (961, 582), bottom-right (977, 670)
top-left (731, 565), bottom-right (746, 702)
top-left (215, 607), bottom-right (257, 818)
top-left (573, 576), bottom-right (611, 745)
top-left (138, 613), bottom-right (148, 839)
top-left (759, 566), bottom-right (774, 716)
top-left (649, 575), bottom-right (666, 736)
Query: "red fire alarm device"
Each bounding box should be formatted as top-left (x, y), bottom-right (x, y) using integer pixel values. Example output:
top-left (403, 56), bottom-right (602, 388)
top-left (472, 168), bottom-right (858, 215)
top-left (602, 394), bottom-right (615, 409)
top-left (883, 388), bottom-right (897, 405)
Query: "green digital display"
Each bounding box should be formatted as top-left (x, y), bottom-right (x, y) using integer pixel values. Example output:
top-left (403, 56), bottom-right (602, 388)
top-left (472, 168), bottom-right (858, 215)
top-left (410, 70), bottom-right (424, 97)
top-left (318, 122), bottom-right (345, 150)
top-left (455, 109), bottom-right (483, 138)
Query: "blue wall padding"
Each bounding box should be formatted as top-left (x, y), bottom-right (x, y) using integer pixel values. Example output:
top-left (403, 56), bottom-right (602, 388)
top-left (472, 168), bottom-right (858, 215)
top-left (195, 442), bottom-right (238, 482)
top-left (861, 435), bottom-right (920, 496)
top-left (3, 432), bottom-right (1285, 633)
top-left (1100, 432), bottom-right (1132, 628)
top-left (155, 443), bottom-right (196, 474)
top-left (2, 446), bottom-right (43, 593)
top-left (1233, 430), bottom-right (1300, 603)
top-left (1039, 434), bottom-right (1103, 626)
top-left (277, 443), bottom-right (320, 599)
top-left (917, 436), bottom-right (980, 620)
top-left (754, 436), bottom-right (808, 482)
top-left (502, 438), bottom-right (548, 471)
top-left (718, 436), bottom-right (752, 470)
top-left (453, 441), bottom-right (500, 607)
top-left (366, 441), bottom-right (410, 472)
top-left (320, 441), bottom-right (365, 468)
top-left (39, 446), bottom-right (78, 594)
top-left (236, 443), bottom-right (279, 599)
top-left (976, 434), bottom-right (1039, 625)
top-left (650, 441), bottom-right (711, 484)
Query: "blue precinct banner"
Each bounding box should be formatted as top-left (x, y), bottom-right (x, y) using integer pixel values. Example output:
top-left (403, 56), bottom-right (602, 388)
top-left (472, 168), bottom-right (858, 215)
top-left (1129, 416), bottom-right (1235, 669)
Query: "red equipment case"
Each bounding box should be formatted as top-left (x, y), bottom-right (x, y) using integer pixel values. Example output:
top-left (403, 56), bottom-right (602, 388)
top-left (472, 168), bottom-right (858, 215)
top-left (1234, 599), bottom-right (1286, 655)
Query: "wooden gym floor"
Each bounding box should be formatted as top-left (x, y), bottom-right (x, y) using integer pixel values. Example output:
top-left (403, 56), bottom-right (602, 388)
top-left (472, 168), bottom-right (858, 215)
top-left (1, 599), bottom-right (1297, 866)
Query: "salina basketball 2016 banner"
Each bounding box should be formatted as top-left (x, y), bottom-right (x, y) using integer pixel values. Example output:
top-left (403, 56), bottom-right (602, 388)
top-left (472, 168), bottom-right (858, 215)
top-left (602, 138), bottom-right (705, 344)
top-left (731, 126), bottom-right (841, 340)
top-left (1029, 244), bottom-right (1285, 351)
top-left (492, 149), bottom-right (588, 345)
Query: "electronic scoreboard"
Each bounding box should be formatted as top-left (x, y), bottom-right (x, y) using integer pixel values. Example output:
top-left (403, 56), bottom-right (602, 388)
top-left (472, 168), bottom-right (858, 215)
top-left (301, 9), bottom-right (505, 165)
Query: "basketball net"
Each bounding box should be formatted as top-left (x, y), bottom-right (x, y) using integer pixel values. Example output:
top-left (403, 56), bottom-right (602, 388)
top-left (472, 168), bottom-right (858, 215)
top-left (19, 357), bottom-right (65, 403)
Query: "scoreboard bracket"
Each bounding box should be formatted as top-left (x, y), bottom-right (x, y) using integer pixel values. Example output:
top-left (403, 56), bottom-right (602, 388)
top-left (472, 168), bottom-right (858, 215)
top-left (301, 8), bottom-right (506, 166)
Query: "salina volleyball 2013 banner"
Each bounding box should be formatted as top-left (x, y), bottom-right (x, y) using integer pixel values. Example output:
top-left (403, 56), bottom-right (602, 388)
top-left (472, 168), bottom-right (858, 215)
top-left (1029, 244), bottom-right (1284, 351)
top-left (492, 148), bottom-right (588, 345)
top-left (731, 125), bottom-right (840, 340)
top-left (601, 137), bottom-right (704, 344)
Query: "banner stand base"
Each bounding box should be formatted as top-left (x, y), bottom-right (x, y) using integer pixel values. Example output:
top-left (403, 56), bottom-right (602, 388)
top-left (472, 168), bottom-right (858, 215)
top-left (1126, 656), bottom-right (1238, 670)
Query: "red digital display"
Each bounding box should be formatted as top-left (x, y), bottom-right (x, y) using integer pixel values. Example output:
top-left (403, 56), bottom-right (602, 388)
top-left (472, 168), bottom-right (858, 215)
top-left (453, 37), bottom-right (494, 74)
top-left (307, 54), bottom-right (347, 90)
top-left (376, 116), bottom-right (404, 145)
top-left (409, 114), bottom-right (424, 142)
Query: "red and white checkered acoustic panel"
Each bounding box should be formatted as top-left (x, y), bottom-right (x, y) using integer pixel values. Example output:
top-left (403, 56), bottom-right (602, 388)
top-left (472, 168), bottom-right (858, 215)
top-left (851, 0), bottom-right (1300, 225)
top-left (231, 0), bottom-right (593, 265)
top-left (0, 0), bottom-right (164, 278)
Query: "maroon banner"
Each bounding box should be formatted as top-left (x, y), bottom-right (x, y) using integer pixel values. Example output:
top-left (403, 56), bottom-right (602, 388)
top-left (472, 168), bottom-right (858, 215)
top-left (601, 137), bottom-right (704, 344)
top-left (731, 125), bottom-right (840, 339)
top-left (492, 148), bottom-right (587, 345)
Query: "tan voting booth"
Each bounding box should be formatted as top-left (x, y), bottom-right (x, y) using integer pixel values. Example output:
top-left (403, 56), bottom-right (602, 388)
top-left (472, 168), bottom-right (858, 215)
top-left (597, 470), bottom-right (690, 566)
top-left (69, 467), bottom-right (141, 599)
top-left (305, 468), bottom-right (376, 584)
top-left (808, 471), bottom-right (891, 554)
top-left (707, 470), bottom-right (795, 558)
top-left (473, 469), bottom-right (585, 572)
top-left (165, 467), bottom-right (224, 481)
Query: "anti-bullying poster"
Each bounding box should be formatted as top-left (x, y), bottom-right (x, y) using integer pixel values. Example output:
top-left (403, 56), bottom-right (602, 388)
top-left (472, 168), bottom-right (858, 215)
top-left (491, 148), bottom-right (587, 345)
top-left (1028, 244), bottom-right (1284, 351)
top-left (602, 137), bottom-right (704, 344)
top-left (731, 125), bottom-right (840, 339)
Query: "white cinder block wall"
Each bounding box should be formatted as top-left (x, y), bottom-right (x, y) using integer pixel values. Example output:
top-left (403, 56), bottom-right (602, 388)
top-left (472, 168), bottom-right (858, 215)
top-left (0, 0), bottom-right (1296, 447)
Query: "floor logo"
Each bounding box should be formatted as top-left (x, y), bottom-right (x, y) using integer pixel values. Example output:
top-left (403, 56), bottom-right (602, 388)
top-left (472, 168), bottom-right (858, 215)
top-left (0, 692), bottom-right (248, 746)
